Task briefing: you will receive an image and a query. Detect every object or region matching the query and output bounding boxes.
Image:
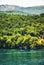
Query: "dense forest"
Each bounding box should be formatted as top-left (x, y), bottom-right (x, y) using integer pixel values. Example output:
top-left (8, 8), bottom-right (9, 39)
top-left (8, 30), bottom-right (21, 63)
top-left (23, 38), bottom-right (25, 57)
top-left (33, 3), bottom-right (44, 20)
top-left (0, 13), bottom-right (44, 49)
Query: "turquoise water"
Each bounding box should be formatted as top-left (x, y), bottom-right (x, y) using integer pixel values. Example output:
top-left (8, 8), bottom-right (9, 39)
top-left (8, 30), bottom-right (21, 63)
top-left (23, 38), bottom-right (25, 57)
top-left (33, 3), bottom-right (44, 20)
top-left (0, 49), bottom-right (44, 65)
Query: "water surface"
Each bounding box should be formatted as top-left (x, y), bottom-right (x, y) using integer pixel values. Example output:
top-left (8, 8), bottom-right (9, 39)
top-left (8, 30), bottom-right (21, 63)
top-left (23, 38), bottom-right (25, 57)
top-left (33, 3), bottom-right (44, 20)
top-left (0, 49), bottom-right (44, 65)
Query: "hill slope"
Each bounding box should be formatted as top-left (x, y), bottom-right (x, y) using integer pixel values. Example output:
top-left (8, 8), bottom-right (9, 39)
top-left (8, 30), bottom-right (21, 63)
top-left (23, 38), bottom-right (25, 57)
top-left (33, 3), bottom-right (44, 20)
top-left (0, 5), bottom-right (44, 14)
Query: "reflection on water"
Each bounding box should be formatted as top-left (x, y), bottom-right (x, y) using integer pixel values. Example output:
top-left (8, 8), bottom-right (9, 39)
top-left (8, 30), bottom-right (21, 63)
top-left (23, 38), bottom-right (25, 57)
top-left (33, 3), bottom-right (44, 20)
top-left (0, 49), bottom-right (44, 65)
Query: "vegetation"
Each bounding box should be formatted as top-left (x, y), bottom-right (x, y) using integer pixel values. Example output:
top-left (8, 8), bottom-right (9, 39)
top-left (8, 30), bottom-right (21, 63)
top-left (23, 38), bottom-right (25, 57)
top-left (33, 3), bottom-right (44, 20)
top-left (0, 13), bottom-right (44, 49)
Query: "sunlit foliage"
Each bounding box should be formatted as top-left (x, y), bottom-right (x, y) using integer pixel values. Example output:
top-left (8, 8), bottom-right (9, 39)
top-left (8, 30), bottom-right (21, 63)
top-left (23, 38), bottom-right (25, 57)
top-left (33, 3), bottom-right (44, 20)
top-left (0, 13), bottom-right (44, 49)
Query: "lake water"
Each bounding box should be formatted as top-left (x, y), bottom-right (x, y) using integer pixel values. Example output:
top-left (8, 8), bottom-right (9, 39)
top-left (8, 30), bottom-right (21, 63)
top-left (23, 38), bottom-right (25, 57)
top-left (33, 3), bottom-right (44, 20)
top-left (0, 49), bottom-right (44, 65)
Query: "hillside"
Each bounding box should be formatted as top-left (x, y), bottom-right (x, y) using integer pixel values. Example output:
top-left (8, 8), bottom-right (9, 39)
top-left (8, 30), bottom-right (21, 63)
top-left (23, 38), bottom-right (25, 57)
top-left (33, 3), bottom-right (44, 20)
top-left (0, 5), bottom-right (44, 14)
top-left (0, 13), bottom-right (44, 49)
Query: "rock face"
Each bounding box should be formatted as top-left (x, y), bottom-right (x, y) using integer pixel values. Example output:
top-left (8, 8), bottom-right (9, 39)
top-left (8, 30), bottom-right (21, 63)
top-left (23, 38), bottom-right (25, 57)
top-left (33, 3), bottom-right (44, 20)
top-left (0, 5), bottom-right (44, 14)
